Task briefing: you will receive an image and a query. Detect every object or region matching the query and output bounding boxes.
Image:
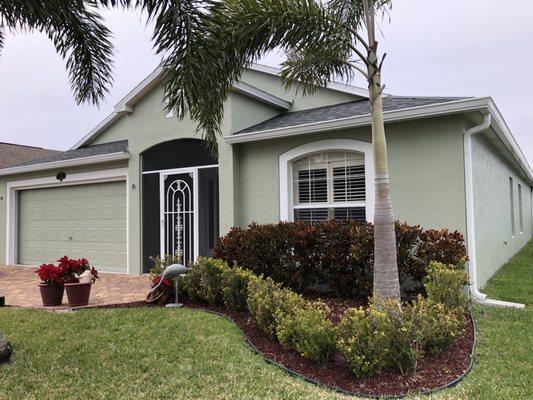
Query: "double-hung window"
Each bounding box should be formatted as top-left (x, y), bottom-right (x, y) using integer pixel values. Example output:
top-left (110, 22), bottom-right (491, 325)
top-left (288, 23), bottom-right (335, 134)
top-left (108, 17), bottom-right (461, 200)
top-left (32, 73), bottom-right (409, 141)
top-left (292, 151), bottom-right (366, 222)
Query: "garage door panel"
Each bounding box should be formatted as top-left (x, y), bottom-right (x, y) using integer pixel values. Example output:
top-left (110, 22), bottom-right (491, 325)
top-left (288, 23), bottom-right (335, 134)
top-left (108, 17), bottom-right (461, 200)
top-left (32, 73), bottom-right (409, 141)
top-left (18, 181), bottom-right (127, 273)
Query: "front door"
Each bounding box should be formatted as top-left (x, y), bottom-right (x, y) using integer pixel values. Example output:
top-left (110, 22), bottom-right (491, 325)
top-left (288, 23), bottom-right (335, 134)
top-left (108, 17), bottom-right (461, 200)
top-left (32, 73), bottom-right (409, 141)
top-left (160, 170), bottom-right (198, 266)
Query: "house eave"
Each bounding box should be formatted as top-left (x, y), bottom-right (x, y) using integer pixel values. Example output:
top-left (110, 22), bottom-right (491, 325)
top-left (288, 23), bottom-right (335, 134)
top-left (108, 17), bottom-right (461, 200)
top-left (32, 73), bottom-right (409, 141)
top-left (225, 97), bottom-right (492, 143)
top-left (0, 152), bottom-right (130, 177)
top-left (224, 96), bottom-right (533, 184)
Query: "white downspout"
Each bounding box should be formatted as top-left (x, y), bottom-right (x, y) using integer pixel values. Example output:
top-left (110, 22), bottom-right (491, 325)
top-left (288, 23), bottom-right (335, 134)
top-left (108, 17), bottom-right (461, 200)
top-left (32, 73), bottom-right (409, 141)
top-left (464, 113), bottom-right (525, 308)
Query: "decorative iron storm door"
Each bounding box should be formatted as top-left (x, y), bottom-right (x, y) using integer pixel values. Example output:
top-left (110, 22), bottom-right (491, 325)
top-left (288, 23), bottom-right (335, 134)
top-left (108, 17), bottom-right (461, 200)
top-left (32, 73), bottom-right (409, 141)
top-left (160, 170), bottom-right (198, 266)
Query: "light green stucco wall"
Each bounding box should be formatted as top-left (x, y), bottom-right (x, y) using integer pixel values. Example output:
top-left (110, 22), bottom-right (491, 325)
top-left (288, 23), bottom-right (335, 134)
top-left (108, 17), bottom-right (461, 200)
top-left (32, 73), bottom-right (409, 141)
top-left (235, 116), bottom-right (467, 234)
top-left (472, 133), bottom-right (533, 287)
top-left (239, 69), bottom-right (362, 111)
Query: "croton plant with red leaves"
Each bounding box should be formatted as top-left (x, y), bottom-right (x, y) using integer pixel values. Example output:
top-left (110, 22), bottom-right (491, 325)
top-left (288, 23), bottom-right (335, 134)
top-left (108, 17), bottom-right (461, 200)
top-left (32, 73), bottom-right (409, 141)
top-left (36, 256), bottom-right (96, 285)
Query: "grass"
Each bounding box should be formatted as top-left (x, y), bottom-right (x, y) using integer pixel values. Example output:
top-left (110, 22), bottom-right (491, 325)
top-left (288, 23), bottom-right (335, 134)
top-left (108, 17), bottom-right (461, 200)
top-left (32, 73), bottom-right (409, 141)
top-left (1, 243), bottom-right (532, 400)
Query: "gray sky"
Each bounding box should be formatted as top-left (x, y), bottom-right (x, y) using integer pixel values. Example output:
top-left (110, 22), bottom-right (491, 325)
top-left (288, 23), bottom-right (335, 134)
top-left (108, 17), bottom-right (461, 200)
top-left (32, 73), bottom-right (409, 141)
top-left (0, 0), bottom-right (532, 163)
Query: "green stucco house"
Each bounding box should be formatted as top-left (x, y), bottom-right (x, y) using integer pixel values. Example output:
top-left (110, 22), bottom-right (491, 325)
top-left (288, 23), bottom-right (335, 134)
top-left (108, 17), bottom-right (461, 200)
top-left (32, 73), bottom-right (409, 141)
top-left (0, 64), bottom-right (531, 304)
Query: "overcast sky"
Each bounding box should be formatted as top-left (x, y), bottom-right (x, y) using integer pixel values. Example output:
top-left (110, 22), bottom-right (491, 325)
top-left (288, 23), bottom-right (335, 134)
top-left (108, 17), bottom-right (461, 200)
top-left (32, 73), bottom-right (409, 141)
top-left (0, 0), bottom-right (532, 163)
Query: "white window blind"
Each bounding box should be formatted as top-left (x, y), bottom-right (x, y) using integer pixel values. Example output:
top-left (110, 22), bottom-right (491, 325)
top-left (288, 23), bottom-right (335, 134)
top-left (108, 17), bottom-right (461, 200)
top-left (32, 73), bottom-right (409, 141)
top-left (293, 151), bottom-right (366, 222)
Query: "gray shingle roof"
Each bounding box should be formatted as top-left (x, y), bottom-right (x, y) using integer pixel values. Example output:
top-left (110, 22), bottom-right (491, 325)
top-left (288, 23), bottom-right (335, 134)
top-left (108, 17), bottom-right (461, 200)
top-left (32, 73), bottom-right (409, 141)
top-left (235, 96), bottom-right (470, 135)
top-left (0, 143), bottom-right (58, 169)
top-left (7, 140), bottom-right (129, 168)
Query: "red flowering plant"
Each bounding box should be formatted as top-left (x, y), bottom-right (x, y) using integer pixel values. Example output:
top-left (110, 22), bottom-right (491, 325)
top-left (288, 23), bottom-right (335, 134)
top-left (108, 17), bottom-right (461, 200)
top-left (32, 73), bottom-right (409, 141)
top-left (58, 256), bottom-right (97, 283)
top-left (35, 264), bottom-right (64, 286)
top-left (149, 255), bottom-right (181, 298)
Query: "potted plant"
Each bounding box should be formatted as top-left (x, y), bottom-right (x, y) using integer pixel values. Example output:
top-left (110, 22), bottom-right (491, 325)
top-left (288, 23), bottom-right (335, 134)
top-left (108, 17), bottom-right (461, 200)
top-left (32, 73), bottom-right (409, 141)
top-left (36, 263), bottom-right (65, 306)
top-left (60, 256), bottom-right (99, 307)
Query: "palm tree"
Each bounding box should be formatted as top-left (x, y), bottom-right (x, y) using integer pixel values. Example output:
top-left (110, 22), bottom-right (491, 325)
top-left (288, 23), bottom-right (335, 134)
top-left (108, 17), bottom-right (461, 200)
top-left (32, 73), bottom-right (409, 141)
top-left (2, 0), bottom-right (401, 300)
top-left (153, 0), bottom-right (401, 300)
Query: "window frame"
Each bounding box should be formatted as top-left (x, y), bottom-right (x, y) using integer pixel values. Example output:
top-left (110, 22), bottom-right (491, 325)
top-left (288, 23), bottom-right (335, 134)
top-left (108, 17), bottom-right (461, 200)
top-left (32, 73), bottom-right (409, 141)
top-left (279, 139), bottom-right (375, 222)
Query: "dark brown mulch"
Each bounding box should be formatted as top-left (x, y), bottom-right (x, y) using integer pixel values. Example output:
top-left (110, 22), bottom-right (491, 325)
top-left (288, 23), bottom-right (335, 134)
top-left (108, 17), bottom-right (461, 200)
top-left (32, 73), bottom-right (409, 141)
top-left (180, 298), bottom-right (475, 398)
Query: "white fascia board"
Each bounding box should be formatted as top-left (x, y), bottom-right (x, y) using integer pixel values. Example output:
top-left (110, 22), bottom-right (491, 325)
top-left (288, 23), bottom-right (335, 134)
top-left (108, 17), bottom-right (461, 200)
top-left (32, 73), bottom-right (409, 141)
top-left (0, 152), bottom-right (130, 177)
top-left (486, 99), bottom-right (533, 184)
top-left (248, 63), bottom-right (370, 98)
top-left (71, 67), bottom-right (166, 150)
top-left (71, 63), bottom-right (297, 150)
top-left (232, 82), bottom-right (291, 110)
top-left (225, 97), bottom-right (492, 144)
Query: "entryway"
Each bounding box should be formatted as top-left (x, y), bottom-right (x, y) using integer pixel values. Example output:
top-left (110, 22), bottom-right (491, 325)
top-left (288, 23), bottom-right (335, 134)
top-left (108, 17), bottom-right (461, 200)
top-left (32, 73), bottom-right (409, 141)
top-left (141, 139), bottom-right (219, 272)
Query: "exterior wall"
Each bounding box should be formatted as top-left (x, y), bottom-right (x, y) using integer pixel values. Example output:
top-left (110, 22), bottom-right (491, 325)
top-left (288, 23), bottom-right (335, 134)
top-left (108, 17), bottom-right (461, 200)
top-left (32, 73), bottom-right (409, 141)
top-left (0, 160), bottom-right (128, 268)
top-left (235, 115), bottom-right (467, 233)
top-left (472, 133), bottom-right (533, 287)
top-left (239, 69), bottom-right (362, 111)
top-left (81, 70), bottom-right (363, 275)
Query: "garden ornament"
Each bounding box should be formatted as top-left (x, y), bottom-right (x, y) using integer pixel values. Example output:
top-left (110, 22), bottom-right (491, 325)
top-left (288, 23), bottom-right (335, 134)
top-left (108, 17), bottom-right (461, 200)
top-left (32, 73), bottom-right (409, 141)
top-left (149, 263), bottom-right (188, 308)
top-left (76, 268), bottom-right (98, 284)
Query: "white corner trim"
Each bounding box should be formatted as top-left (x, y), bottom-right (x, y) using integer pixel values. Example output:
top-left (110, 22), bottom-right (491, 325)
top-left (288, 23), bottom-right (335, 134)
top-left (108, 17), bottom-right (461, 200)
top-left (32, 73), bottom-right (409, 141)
top-left (278, 139), bottom-right (375, 223)
top-left (232, 82), bottom-right (292, 110)
top-left (5, 168), bottom-right (130, 273)
top-left (0, 152), bottom-right (130, 177)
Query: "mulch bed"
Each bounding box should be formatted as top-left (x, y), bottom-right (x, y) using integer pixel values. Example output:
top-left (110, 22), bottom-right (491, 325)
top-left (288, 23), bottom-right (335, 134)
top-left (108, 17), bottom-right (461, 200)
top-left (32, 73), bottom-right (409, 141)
top-left (180, 297), bottom-right (475, 398)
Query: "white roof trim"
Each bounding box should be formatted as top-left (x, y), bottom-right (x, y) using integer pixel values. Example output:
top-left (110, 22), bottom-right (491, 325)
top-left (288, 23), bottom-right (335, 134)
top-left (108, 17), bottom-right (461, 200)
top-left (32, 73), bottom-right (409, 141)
top-left (0, 152), bottom-right (130, 177)
top-left (232, 81), bottom-right (291, 110)
top-left (72, 65), bottom-right (293, 150)
top-left (224, 96), bottom-right (532, 184)
top-left (71, 63), bottom-right (367, 150)
top-left (248, 63), bottom-right (370, 98)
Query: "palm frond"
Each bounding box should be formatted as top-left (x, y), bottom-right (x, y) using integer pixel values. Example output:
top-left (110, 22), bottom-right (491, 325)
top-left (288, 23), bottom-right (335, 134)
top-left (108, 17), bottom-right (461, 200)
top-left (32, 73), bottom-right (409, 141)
top-left (0, 1), bottom-right (114, 105)
top-left (280, 43), bottom-right (355, 96)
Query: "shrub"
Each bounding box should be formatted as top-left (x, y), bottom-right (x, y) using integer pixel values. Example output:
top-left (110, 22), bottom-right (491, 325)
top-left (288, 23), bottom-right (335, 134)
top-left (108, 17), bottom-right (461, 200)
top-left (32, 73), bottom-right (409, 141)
top-left (215, 221), bottom-right (467, 298)
top-left (181, 258), bottom-right (228, 305)
top-left (221, 267), bottom-right (255, 312)
top-left (337, 300), bottom-right (424, 377)
top-left (408, 296), bottom-right (464, 354)
top-left (370, 299), bottom-right (423, 376)
top-left (336, 307), bottom-right (389, 379)
top-left (423, 261), bottom-right (468, 312)
top-left (276, 301), bottom-right (337, 366)
top-left (246, 276), bottom-right (283, 337)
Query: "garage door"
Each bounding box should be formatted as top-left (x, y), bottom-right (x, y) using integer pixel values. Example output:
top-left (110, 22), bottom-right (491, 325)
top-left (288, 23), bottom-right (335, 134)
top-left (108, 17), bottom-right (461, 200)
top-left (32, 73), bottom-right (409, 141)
top-left (17, 181), bottom-right (127, 273)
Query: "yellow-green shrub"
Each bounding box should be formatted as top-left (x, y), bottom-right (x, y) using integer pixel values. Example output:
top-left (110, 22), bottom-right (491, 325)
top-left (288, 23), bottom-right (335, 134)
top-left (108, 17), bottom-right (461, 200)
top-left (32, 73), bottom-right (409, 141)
top-left (424, 261), bottom-right (468, 311)
top-left (246, 276), bottom-right (283, 337)
top-left (336, 307), bottom-right (389, 378)
top-left (182, 258), bottom-right (228, 305)
top-left (408, 296), bottom-right (464, 354)
top-left (221, 267), bottom-right (255, 312)
top-left (276, 301), bottom-right (336, 366)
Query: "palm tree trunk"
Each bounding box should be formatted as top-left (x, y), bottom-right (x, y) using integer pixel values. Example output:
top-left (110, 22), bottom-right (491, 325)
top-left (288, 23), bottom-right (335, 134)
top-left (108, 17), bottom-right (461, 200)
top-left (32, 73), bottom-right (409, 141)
top-left (364, 0), bottom-right (401, 300)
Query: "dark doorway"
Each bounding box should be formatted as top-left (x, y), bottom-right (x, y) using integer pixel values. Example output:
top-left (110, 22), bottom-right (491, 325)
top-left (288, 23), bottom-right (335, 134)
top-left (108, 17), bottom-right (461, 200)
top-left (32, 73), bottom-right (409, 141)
top-left (141, 139), bottom-right (219, 273)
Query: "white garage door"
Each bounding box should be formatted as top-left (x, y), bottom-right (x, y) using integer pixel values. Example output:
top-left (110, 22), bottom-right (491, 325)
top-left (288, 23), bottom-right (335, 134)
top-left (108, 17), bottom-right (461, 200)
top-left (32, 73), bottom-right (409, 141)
top-left (17, 181), bottom-right (127, 273)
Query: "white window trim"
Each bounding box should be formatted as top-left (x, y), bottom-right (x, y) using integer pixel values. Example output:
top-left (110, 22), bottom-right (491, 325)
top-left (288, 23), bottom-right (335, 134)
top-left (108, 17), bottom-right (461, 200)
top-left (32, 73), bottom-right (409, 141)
top-left (279, 139), bottom-right (375, 222)
top-left (5, 168), bottom-right (130, 274)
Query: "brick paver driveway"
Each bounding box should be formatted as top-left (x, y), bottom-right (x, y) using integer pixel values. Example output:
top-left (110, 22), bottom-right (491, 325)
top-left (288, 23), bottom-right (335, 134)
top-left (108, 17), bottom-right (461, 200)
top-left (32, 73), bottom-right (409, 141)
top-left (0, 265), bottom-right (150, 310)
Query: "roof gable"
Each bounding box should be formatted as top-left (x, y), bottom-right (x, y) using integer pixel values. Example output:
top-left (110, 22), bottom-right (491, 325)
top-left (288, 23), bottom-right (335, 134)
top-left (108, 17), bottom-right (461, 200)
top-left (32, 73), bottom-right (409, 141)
top-left (71, 63), bottom-right (368, 149)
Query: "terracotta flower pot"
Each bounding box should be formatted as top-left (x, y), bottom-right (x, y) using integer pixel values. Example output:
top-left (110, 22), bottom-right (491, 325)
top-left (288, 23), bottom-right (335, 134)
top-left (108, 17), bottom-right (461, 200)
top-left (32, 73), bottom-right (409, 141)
top-left (38, 284), bottom-right (64, 306)
top-left (64, 282), bottom-right (92, 307)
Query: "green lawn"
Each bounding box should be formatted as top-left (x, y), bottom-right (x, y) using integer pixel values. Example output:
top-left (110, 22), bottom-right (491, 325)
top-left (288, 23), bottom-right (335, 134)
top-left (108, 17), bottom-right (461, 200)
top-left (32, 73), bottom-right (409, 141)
top-left (0, 243), bottom-right (532, 400)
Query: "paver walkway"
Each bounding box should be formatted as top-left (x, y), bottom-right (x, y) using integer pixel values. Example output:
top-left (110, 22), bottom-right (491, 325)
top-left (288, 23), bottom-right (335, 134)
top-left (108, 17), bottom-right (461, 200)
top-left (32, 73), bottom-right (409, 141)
top-left (0, 265), bottom-right (149, 310)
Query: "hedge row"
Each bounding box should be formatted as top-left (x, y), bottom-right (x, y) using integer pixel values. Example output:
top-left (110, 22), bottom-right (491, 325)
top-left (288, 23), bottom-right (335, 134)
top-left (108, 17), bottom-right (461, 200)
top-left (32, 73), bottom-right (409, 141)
top-left (179, 258), bottom-right (468, 377)
top-left (214, 221), bottom-right (467, 298)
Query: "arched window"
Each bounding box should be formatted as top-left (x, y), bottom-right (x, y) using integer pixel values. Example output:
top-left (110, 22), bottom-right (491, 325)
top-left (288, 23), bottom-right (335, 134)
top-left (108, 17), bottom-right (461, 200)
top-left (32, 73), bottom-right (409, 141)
top-left (279, 139), bottom-right (374, 222)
